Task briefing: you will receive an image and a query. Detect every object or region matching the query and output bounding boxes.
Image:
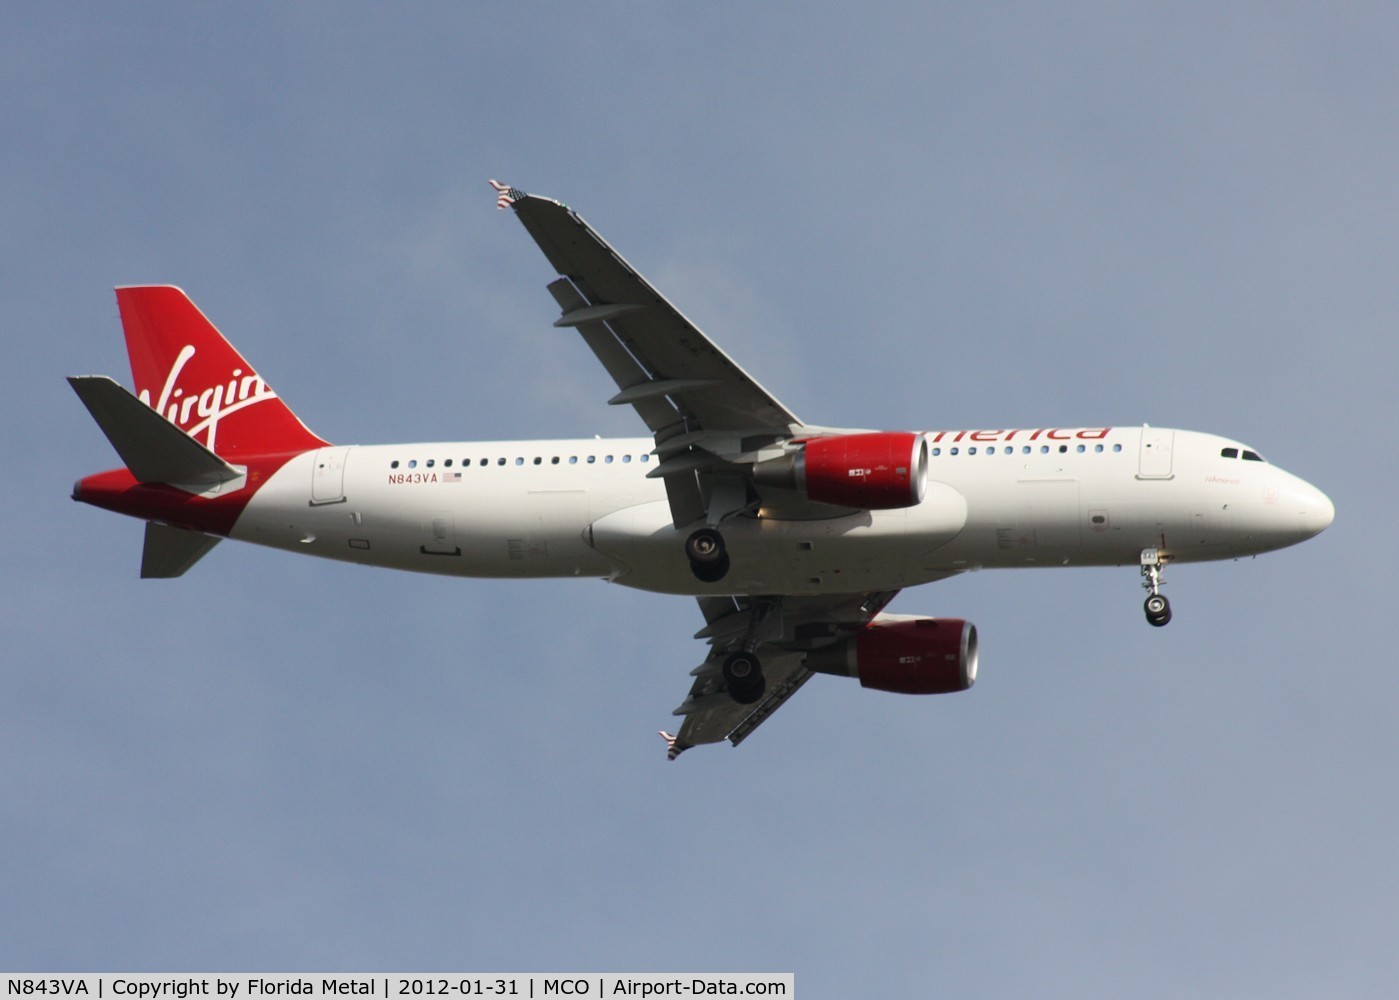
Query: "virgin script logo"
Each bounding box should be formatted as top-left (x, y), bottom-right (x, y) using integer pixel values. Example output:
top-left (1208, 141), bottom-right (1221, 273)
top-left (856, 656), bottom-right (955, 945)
top-left (137, 344), bottom-right (277, 452)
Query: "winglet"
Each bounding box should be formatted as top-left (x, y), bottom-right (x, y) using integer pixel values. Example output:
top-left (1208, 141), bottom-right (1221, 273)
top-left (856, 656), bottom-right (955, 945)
top-left (659, 730), bottom-right (689, 761)
top-left (489, 179), bottom-right (525, 210)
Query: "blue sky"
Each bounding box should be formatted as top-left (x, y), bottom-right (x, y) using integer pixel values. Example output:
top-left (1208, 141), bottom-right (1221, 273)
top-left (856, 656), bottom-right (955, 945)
top-left (3, 4), bottom-right (1395, 995)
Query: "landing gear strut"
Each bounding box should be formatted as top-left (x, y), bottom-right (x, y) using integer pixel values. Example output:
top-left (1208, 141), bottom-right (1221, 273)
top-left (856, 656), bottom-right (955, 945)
top-left (1140, 547), bottom-right (1172, 627)
top-left (686, 527), bottom-right (729, 583)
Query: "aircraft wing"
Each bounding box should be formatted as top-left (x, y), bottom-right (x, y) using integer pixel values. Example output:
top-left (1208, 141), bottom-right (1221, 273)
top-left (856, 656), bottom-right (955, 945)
top-left (497, 182), bottom-right (804, 527)
top-left (662, 590), bottom-right (901, 758)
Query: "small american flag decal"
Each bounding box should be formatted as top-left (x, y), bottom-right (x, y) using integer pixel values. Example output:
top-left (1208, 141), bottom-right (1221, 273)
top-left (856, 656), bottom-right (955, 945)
top-left (489, 179), bottom-right (524, 209)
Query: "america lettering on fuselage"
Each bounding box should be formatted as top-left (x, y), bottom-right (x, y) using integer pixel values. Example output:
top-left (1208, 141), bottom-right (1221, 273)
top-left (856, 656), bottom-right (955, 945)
top-left (69, 185), bottom-right (1334, 757)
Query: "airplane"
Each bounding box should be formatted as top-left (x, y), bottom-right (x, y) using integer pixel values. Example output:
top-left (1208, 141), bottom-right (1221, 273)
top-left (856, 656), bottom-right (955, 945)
top-left (69, 181), bottom-right (1335, 758)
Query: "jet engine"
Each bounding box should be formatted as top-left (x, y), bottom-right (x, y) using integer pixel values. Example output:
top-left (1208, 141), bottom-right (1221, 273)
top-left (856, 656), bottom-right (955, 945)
top-left (805, 617), bottom-right (978, 694)
top-left (752, 431), bottom-right (929, 510)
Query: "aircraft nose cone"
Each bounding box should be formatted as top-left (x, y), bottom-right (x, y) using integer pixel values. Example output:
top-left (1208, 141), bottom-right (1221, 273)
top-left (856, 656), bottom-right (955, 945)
top-left (1301, 486), bottom-right (1335, 537)
top-left (1245, 472), bottom-right (1334, 552)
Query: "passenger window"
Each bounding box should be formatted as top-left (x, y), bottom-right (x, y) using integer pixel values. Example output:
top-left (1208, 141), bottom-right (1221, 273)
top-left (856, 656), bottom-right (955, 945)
top-left (622, 454), bottom-right (631, 463)
top-left (969, 447), bottom-right (977, 455)
top-left (640, 454), bottom-right (650, 463)
top-left (497, 458), bottom-right (506, 466)
top-left (515, 457), bottom-right (524, 466)
top-left (931, 447), bottom-right (942, 456)
top-left (533, 457), bottom-right (542, 465)
top-left (1022, 446), bottom-right (1030, 454)
top-left (551, 456), bottom-right (560, 464)
top-left (391, 460), bottom-right (399, 469)
top-left (1094, 444), bottom-right (1103, 453)
top-left (569, 456), bottom-right (578, 464)
top-left (605, 455), bottom-right (614, 464)
top-left (408, 460), bottom-right (417, 469)
top-left (950, 447), bottom-right (960, 456)
top-left (587, 456), bottom-right (596, 464)
top-left (1113, 444), bottom-right (1122, 452)
top-left (444, 459), bottom-right (453, 468)
top-left (426, 459), bottom-right (435, 468)
top-left (1076, 444), bottom-right (1085, 453)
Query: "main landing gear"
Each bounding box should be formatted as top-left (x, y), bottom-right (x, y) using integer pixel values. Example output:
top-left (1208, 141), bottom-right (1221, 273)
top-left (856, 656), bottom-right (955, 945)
top-left (684, 525), bottom-right (763, 702)
top-left (1140, 547), bottom-right (1172, 627)
top-left (722, 650), bottom-right (766, 704)
top-left (717, 599), bottom-right (776, 706)
top-left (686, 527), bottom-right (730, 583)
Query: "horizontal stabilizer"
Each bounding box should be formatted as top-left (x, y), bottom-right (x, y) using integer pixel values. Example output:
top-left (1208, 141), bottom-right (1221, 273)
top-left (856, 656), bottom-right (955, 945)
top-left (68, 375), bottom-right (241, 487)
top-left (142, 522), bottom-right (221, 578)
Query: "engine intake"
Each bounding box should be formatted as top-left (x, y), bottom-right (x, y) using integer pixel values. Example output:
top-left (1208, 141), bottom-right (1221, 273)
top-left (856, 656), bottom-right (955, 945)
top-left (805, 617), bottom-right (978, 694)
top-left (752, 431), bottom-right (929, 510)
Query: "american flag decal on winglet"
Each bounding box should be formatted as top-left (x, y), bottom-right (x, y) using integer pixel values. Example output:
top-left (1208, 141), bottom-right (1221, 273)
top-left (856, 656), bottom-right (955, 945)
top-left (659, 731), bottom-right (688, 761)
top-left (489, 179), bottom-right (524, 209)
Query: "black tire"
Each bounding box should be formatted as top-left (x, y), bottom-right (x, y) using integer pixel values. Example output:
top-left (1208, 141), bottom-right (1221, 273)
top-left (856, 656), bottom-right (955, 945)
top-left (1144, 594), bottom-right (1172, 627)
top-left (723, 651), bottom-right (766, 704)
top-left (691, 552), bottom-right (730, 583)
top-left (686, 528), bottom-right (730, 582)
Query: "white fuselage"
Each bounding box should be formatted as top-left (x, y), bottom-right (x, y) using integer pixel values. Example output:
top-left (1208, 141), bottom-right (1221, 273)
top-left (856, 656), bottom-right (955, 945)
top-left (231, 426), bottom-right (1333, 597)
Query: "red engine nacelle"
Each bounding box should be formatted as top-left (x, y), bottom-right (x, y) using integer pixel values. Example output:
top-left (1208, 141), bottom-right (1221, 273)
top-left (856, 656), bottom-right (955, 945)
top-left (805, 617), bottom-right (978, 694)
top-left (752, 431), bottom-right (929, 510)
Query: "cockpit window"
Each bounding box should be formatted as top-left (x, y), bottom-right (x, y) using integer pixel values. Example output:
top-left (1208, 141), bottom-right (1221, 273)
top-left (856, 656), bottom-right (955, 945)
top-left (1220, 446), bottom-right (1266, 462)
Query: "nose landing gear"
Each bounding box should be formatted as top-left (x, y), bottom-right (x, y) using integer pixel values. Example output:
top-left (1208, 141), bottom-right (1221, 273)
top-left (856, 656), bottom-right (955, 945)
top-left (1141, 547), bottom-right (1172, 626)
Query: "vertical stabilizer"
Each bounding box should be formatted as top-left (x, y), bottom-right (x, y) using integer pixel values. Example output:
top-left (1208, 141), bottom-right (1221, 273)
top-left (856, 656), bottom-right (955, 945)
top-left (116, 286), bottom-right (327, 459)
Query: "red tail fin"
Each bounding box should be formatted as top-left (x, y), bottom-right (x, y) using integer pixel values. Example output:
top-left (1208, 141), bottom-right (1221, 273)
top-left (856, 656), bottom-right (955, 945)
top-left (116, 286), bottom-right (327, 458)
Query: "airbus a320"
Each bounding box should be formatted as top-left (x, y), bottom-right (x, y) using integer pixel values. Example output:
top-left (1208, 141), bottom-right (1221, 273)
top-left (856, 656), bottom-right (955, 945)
top-left (69, 183), bottom-right (1335, 758)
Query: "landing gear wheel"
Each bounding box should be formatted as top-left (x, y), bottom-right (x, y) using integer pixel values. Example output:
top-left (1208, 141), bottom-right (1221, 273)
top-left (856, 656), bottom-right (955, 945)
top-left (1140, 547), bottom-right (1172, 627)
top-left (685, 528), bottom-right (724, 563)
top-left (723, 651), bottom-right (766, 705)
top-left (686, 528), bottom-right (729, 583)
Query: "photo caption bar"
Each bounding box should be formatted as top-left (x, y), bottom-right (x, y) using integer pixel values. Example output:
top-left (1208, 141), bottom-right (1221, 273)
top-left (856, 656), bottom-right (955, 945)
top-left (1, 976), bottom-right (793, 1000)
